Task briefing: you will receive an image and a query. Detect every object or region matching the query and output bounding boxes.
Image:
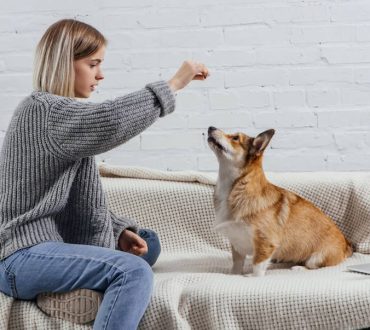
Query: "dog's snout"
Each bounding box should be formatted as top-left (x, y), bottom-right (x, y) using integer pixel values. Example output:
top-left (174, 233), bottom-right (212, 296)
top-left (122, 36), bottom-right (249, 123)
top-left (208, 126), bottom-right (217, 134)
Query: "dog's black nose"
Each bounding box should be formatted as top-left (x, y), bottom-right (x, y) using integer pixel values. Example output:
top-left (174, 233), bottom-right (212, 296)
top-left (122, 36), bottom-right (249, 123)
top-left (208, 126), bottom-right (217, 134)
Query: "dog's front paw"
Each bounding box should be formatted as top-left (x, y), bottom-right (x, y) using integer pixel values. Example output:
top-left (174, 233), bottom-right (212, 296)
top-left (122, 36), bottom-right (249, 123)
top-left (290, 265), bottom-right (307, 271)
top-left (252, 270), bottom-right (266, 277)
top-left (244, 272), bottom-right (264, 277)
top-left (230, 266), bottom-right (243, 275)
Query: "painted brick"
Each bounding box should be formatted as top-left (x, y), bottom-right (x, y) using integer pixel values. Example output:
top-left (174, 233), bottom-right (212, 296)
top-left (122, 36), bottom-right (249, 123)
top-left (1, 1), bottom-right (369, 171)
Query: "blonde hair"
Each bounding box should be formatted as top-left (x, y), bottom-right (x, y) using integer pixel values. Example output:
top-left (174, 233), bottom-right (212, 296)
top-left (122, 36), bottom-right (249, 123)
top-left (33, 19), bottom-right (107, 97)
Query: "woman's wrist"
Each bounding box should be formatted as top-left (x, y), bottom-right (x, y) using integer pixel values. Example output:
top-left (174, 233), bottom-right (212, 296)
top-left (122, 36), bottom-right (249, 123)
top-left (168, 78), bottom-right (181, 93)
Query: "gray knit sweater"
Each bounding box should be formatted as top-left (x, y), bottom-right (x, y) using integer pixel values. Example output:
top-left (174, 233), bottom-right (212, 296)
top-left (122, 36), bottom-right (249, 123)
top-left (0, 80), bottom-right (175, 260)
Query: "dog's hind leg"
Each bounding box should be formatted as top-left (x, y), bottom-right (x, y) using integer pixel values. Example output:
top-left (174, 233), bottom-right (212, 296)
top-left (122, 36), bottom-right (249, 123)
top-left (307, 249), bottom-right (345, 269)
top-left (305, 252), bottom-right (324, 269)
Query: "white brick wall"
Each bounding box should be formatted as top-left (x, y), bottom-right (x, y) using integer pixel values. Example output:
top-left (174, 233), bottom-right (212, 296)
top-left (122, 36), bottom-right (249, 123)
top-left (1, 0), bottom-right (370, 172)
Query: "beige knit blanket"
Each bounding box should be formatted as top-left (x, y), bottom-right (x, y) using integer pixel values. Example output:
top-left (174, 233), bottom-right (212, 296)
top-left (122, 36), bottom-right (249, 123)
top-left (1, 164), bottom-right (370, 329)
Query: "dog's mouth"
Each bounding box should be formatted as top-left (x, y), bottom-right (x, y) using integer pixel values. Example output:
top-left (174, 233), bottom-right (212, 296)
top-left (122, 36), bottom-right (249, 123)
top-left (208, 136), bottom-right (226, 152)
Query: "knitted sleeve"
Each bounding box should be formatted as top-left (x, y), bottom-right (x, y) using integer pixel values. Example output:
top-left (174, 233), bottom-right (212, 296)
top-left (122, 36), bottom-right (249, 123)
top-left (109, 210), bottom-right (139, 249)
top-left (46, 81), bottom-right (175, 160)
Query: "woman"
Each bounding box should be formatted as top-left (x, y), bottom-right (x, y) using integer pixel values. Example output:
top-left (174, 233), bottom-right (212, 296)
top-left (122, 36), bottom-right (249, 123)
top-left (0, 19), bottom-right (208, 329)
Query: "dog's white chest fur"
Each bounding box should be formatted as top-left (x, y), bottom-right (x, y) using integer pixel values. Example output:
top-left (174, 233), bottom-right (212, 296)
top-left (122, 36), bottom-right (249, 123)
top-left (213, 175), bottom-right (253, 257)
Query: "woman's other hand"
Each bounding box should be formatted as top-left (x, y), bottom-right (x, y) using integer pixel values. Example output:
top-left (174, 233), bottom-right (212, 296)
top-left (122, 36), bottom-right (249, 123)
top-left (168, 60), bottom-right (209, 92)
top-left (118, 229), bottom-right (148, 256)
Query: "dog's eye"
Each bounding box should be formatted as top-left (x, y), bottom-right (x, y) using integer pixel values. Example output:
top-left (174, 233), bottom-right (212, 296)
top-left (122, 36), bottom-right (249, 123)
top-left (232, 135), bottom-right (239, 141)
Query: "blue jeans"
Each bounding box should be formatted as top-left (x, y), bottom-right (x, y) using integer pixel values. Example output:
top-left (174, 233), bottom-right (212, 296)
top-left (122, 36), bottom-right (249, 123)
top-left (0, 229), bottom-right (161, 330)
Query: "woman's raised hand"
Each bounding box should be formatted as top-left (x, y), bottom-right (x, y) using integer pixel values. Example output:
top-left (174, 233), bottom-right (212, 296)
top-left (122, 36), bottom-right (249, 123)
top-left (168, 60), bottom-right (209, 92)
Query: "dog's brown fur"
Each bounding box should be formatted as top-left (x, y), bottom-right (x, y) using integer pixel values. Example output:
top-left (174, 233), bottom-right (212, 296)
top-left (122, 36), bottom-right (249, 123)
top-left (208, 126), bottom-right (352, 276)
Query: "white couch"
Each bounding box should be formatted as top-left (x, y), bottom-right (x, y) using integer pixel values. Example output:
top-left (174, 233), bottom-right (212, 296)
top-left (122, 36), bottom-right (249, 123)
top-left (1, 165), bottom-right (370, 330)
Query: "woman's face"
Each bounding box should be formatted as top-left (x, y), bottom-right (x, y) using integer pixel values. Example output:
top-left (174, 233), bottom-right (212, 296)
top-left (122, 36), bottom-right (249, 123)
top-left (74, 46), bottom-right (105, 98)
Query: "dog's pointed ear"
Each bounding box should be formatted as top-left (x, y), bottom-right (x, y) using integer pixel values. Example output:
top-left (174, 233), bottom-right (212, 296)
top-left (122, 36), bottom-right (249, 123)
top-left (251, 129), bottom-right (275, 156)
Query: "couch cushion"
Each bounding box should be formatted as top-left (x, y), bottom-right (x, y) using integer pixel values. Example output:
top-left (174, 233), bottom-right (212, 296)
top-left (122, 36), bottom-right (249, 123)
top-left (99, 166), bottom-right (370, 329)
top-left (1, 166), bottom-right (369, 329)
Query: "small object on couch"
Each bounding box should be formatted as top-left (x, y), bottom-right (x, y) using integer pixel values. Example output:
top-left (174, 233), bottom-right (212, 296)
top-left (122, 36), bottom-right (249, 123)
top-left (347, 263), bottom-right (370, 275)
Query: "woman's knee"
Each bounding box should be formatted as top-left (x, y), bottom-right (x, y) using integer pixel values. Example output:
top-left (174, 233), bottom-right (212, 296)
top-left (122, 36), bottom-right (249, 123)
top-left (138, 229), bottom-right (161, 266)
top-left (112, 255), bottom-right (153, 303)
top-left (114, 253), bottom-right (153, 286)
top-left (131, 255), bottom-right (153, 278)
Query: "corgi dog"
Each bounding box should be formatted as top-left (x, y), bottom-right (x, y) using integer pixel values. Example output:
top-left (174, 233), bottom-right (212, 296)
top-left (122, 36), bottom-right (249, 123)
top-left (207, 126), bottom-right (352, 276)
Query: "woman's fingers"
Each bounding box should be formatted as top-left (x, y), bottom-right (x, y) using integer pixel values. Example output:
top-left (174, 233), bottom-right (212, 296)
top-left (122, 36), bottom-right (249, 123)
top-left (193, 62), bottom-right (209, 79)
top-left (193, 73), bottom-right (207, 80)
top-left (131, 236), bottom-right (148, 255)
top-left (168, 60), bottom-right (210, 92)
top-left (131, 242), bottom-right (148, 256)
